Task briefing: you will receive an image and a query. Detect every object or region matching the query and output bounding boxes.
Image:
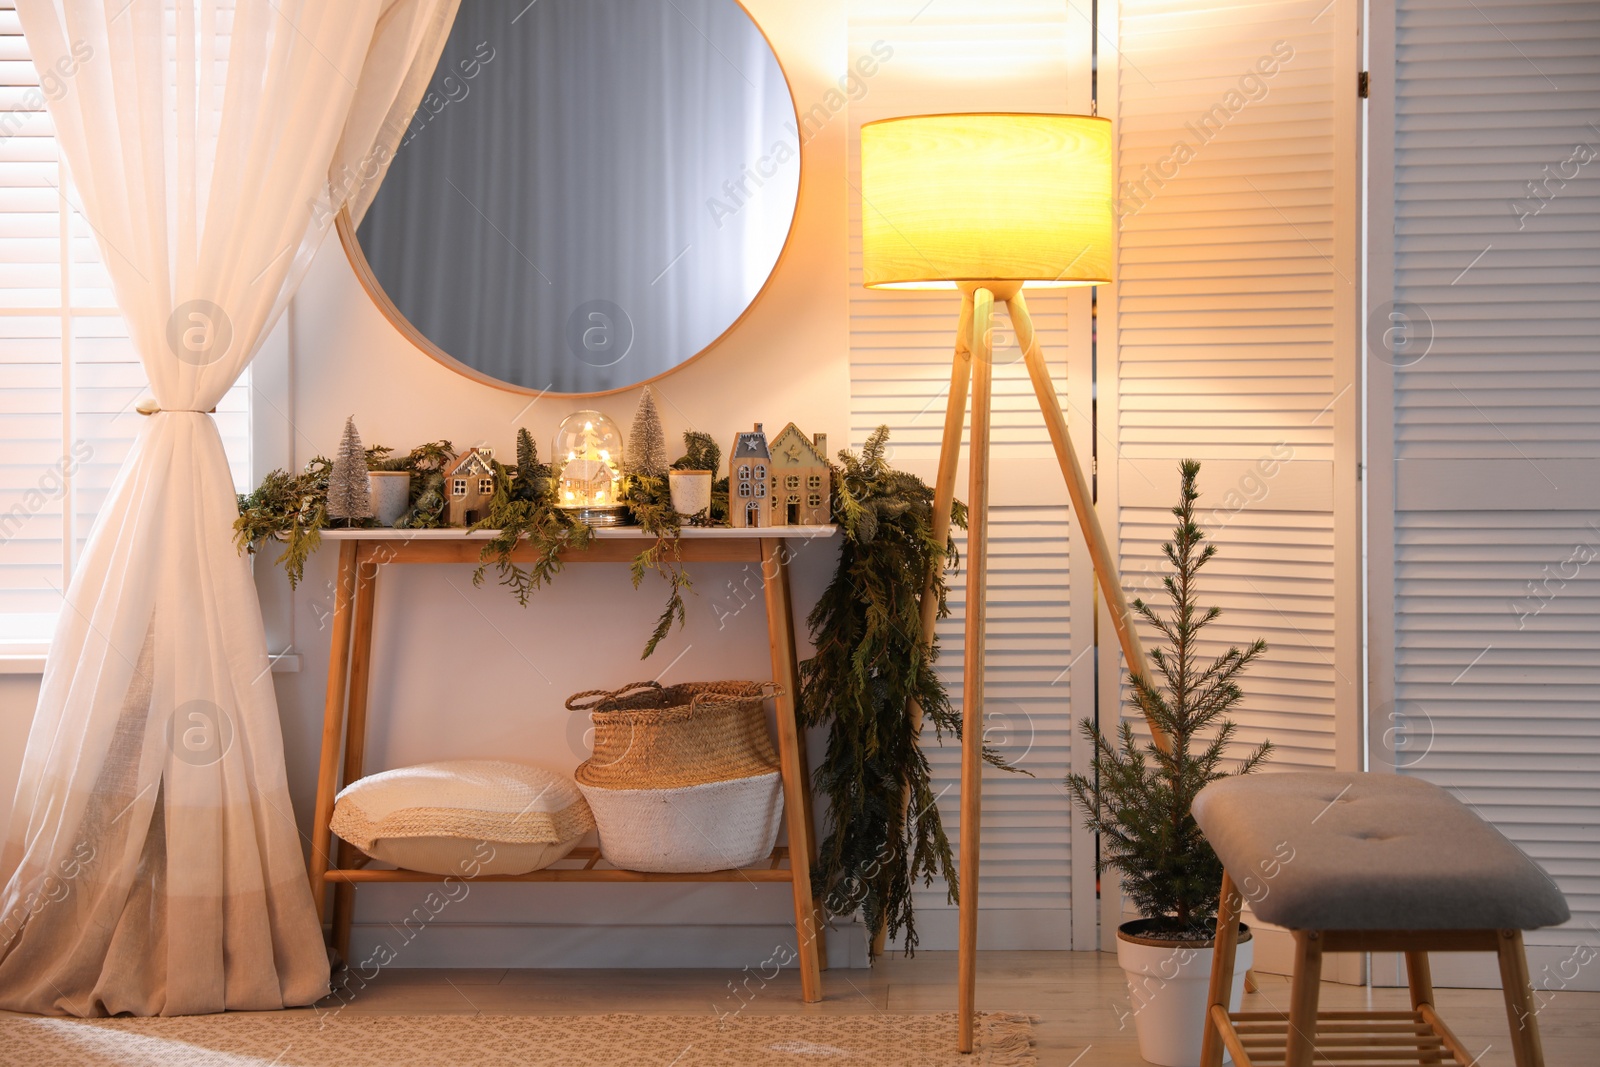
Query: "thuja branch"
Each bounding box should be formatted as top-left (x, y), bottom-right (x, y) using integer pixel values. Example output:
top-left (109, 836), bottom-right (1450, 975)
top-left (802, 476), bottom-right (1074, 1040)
top-left (798, 425), bottom-right (1022, 959)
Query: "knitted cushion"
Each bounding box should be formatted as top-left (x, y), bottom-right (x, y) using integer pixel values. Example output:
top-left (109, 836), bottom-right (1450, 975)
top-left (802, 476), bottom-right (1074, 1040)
top-left (331, 760), bottom-right (594, 876)
top-left (1193, 771), bottom-right (1570, 931)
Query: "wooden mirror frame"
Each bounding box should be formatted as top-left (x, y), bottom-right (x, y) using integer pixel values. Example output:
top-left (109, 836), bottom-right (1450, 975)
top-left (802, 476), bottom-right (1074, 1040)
top-left (334, 1), bottom-right (804, 401)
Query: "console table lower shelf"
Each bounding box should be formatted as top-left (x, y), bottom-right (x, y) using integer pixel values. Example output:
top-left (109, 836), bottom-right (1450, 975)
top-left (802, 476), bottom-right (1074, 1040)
top-left (306, 527), bottom-right (836, 1002)
top-left (325, 846), bottom-right (796, 883)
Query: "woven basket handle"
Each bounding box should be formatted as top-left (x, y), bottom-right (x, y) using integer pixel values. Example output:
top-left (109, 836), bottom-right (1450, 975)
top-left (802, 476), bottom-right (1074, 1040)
top-left (688, 681), bottom-right (785, 710)
top-left (565, 680), bottom-right (664, 712)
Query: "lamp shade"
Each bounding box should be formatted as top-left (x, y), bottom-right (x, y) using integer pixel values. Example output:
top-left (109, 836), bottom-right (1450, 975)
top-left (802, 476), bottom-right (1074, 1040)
top-left (860, 113), bottom-right (1113, 289)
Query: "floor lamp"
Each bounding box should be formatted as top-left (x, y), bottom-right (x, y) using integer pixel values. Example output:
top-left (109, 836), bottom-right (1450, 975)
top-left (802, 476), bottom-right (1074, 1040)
top-left (859, 113), bottom-right (1171, 1053)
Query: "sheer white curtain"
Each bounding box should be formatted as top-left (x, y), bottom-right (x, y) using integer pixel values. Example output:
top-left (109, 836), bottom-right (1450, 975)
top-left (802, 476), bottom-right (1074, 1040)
top-left (0, 0), bottom-right (456, 1017)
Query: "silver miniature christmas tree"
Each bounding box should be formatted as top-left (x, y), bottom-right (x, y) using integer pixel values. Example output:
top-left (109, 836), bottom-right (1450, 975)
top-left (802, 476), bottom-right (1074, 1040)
top-left (626, 385), bottom-right (668, 478)
top-left (327, 415), bottom-right (373, 523)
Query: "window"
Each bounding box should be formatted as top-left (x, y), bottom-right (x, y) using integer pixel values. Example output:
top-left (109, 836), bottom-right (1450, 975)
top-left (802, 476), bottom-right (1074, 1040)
top-left (0, 25), bottom-right (249, 647)
top-left (807, 474), bottom-right (821, 489)
top-left (785, 474), bottom-right (799, 489)
top-left (478, 477), bottom-right (493, 495)
top-left (755, 481), bottom-right (766, 498)
top-left (754, 464), bottom-right (766, 480)
top-left (738, 482), bottom-right (752, 497)
top-left (453, 479), bottom-right (467, 496)
top-left (737, 463), bottom-right (750, 480)
top-left (808, 493), bottom-right (821, 508)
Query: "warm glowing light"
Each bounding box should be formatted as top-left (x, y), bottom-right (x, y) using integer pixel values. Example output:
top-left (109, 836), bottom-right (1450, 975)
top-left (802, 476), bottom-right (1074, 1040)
top-left (860, 113), bottom-right (1113, 289)
top-left (553, 410), bottom-right (624, 512)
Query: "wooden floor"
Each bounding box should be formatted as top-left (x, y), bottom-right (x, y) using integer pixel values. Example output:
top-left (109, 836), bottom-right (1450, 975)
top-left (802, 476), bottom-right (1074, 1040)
top-left (307, 951), bottom-right (1600, 1066)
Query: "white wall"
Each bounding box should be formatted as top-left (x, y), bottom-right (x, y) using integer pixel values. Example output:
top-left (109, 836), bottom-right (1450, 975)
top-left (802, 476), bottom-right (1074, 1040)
top-left (257, 0), bottom-right (856, 969)
top-left (0, 674), bottom-right (41, 837)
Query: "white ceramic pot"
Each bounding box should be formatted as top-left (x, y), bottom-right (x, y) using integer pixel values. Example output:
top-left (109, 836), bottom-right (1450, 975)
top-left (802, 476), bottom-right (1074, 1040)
top-left (669, 469), bottom-right (713, 519)
top-left (368, 470), bottom-right (412, 526)
top-left (1116, 921), bottom-right (1253, 1067)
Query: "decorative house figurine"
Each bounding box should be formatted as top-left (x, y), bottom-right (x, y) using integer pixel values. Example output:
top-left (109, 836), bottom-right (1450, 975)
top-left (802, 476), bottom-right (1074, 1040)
top-left (442, 447), bottom-right (496, 526)
top-left (768, 423), bottom-right (830, 526)
top-left (729, 423), bottom-right (772, 528)
top-left (554, 409), bottom-right (627, 526)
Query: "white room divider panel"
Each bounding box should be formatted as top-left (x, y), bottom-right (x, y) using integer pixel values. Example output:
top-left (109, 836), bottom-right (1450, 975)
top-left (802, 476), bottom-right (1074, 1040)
top-left (1369, 0), bottom-right (1600, 991)
top-left (846, 0), bottom-right (1099, 951)
top-left (1101, 0), bottom-right (1362, 963)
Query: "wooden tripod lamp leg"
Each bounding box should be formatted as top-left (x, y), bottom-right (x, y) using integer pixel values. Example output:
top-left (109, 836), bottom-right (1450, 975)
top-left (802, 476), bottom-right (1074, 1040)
top-left (1007, 292), bottom-right (1171, 754)
top-left (957, 287), bottom-right (996, 1054)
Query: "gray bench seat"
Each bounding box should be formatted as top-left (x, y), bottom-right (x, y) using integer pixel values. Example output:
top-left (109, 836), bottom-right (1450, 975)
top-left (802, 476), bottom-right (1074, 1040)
top-left (1193, 771), bottom-right (1570, 931)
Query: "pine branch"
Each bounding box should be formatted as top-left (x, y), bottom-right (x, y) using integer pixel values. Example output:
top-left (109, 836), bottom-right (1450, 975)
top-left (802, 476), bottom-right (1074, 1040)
top-left (470, 461), bottom-right (593, 604)
top-left (623, 472), bottom-right (689, 658)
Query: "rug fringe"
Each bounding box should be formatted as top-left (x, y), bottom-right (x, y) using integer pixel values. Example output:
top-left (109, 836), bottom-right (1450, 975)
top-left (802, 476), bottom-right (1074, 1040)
top-left (978, 1011), bottom-right (1039, 1066)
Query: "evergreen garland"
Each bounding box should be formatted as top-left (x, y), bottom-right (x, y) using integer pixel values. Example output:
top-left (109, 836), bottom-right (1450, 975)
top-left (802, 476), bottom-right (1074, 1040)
top-left (391, 441), bottom-right (455, 528)
top-left (1065, 460), bottom-right (1273, 940)
top-left (798, 426), bottom-right (1011, 957)
top-left (235, 457), bottom-right (331, 588)
top-left (326, 416), bottom-right (372, 522)
top-left (621, 471), bottom-right (687, 658)
top-left (471, 431), bottom-right (592, 604)
top-left (236, 440), bottom-right (456, 582)
top-left (617, 395), bottom-right (689, 656)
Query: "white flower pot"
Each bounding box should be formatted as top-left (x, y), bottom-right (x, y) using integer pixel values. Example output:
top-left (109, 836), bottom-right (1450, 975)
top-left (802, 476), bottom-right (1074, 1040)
top-left (669, 469), bottom-right (713, 519)
top-left (1116, 921), bottom-right (1253, 1067)
top-left (368, 470), bottom-right (412, 526)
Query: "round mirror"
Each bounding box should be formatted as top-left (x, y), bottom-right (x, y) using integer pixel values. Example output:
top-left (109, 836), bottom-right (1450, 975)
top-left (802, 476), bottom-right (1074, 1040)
top-left (350, 0), bottom-right (800, 395)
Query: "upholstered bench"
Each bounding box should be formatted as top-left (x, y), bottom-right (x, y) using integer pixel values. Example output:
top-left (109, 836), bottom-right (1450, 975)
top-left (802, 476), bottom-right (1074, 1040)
top-left (1192, 771), bottom-right (1570, 1067)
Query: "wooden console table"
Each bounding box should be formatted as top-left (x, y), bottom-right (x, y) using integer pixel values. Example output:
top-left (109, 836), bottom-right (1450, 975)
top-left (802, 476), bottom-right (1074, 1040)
top-left (307, 525), bottom-right (837, 1002)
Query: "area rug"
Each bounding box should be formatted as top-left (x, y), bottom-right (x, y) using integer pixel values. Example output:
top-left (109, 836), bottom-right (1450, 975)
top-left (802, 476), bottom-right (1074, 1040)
top-left (0, 1010), bottom-right (1036, 1066)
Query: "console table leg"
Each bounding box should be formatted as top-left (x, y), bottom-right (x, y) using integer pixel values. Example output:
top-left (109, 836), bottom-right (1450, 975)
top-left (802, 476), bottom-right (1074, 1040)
top-left (761, 537), bottom-right (824, 1003)
top-left (789, 715), bottom-right (828, 972)
top-left (331, 546), bottom-right (381, 963)
top-left (310, 540), bottom-right (359, 931)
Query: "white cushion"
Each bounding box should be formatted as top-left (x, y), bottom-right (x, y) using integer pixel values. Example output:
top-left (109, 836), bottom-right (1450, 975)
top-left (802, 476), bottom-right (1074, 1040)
top-left (331, 760), bottom-right (594, 876)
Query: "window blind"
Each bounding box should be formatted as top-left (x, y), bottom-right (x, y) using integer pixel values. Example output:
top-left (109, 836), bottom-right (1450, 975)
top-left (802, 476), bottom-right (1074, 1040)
top-left (0, 2), bottom-right (250, 648)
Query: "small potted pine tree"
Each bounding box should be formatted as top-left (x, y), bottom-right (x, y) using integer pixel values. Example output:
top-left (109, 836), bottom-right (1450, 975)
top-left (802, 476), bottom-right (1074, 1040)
top-left (1066, 460), bottom-right (1272, 1067)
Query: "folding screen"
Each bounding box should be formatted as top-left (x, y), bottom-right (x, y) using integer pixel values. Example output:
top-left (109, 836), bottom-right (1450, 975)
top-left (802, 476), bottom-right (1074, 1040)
top-left (1369, 0), bottom-right (1599, 991)
top-left (1100, 0), bottom-right (1363, 963)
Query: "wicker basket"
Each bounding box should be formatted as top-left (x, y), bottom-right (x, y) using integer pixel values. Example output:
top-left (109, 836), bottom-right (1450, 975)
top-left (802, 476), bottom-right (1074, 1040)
top-left (568, 681), bottom-right (784, 873)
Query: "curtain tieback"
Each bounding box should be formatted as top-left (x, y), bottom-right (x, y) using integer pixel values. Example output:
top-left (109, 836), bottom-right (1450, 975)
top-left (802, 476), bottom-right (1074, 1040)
top-left (136, 399), bottom-right (216, 416)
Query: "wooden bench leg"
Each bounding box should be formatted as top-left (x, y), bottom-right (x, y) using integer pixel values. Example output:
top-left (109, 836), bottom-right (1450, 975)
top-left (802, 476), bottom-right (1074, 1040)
top-left (1200, 870), bottom-right (1243, 1067)
top-left (1285, 930), bottom-right (1323, 1067)
top-left (1406, 950), bottom-right (1443, 1064)
top-left (1497, 929), bottom-right (1546, 1067)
